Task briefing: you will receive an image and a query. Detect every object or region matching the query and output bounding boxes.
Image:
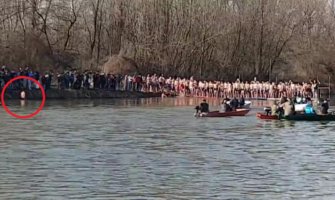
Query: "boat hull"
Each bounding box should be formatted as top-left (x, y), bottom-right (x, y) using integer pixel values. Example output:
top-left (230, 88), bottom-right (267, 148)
top-left (256, 113), bottom-right (279, 120)
top-left (283, 114), bottom-right (335, 121)
top-left (256, 113), bottom-right (335, 121)
top-left (198, 109), bottom-right (250, 118)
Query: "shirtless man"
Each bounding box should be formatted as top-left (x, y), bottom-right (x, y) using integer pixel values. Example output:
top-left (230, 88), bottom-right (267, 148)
top-left (158, 74), bottom-right (165, 91)
top-left (208, 81), bottom-right (214, 97)
top-left (240, 82), bottom-right (245, 99)
top-left (278, 82), bottom-right (284, 98)
top-left (213, 81), bottom-right (219, 98)
top-left (244, 81), bottom-right (250, 98)
top-left (198, 81), bottom-right (205, 97)
top-left (174, 78), bottom-right (179, 94)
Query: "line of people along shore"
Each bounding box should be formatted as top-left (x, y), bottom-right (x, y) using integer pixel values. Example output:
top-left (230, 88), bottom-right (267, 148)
top-left (1, 66), bottom-right (321, 99)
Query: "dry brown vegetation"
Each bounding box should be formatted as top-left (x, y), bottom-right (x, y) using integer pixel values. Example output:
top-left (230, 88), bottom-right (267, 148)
top-left (1, 0), bottom-right (335, 81)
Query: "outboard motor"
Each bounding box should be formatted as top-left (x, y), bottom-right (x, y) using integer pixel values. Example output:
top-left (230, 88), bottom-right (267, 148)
top-left (194, 106), bottom-right (201, 116)
top-left (264, 107), bottom-right (271, 116)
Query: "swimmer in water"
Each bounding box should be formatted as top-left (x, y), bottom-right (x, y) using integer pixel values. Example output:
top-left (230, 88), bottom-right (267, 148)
top-left (20, 90), bottom-right (26, 100)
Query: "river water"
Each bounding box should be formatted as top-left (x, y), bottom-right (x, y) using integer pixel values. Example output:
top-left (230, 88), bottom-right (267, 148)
top-left (1, 98), bottom-right (335, 199)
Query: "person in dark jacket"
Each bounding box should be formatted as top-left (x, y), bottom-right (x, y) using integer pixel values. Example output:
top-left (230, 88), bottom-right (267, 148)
top-left (230, 97), bottom-right (239, 110)
top-left (321, 99), bottom-right (329, 115)
top-left (200, 99), bottom-right (209, 113)
top-left (239, 96), bottom-right (245, 108)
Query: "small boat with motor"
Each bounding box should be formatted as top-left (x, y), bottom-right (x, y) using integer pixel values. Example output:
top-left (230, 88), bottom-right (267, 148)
top-left (257, 106), bottom-right (335, 121)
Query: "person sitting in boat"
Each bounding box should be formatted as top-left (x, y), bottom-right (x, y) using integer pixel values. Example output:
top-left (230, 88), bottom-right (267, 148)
top-left (230, 97), bottom-right (239, 111)
top-left (284, 101), bottom-right (294, 116)
top-left (264, 107), bottom-right (271, 115)
top-left (277, 97), bottom-right (286, 116)
top-left (302, 97), bottom-right (307, 104)
top-left (219, 100), bottom-right (232, 113)
top-left (280, 96), bottom-right (287, 103)
top-left (289, 98), bottom-right (296, 114)
top-left (304, 100), bottom-right (315, 115)
top-left (200, 99), bottom-right (209, 113)
top-left (321, 99), bottom-right (329, 115)
top-left (293, 95), bottom-right (298, 104)
top-left (224, 97), bottom-right (230, 101)
top-left (295, 96), bottom-right (303, 104)
top-left (239, 96), bottom-right (245, 108)
top-left (271, 101), bottom-right (278, 116)
top-left (219, 100), bottom-right (227, 113)
top-left (280, 98), bottom-right (293, 117)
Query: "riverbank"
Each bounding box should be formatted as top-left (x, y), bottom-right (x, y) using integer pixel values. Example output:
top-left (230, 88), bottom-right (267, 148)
top-left (2, 89), bottom-right (162, 100)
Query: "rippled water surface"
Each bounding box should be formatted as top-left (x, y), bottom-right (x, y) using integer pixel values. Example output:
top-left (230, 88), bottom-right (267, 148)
top-left (1, 98), bottom-right (335, 199)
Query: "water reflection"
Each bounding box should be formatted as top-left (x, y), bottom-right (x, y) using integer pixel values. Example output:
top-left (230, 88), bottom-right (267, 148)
top-left (97, 97), bottom-right (275, 108)
top-left (256, 120), bottom-right (296, 129)
top-left (20, 100), bottom-right (26, 107)
top-left (256, 116), bottom-right (335, 130)
top-left (5, 96), bottom-right (332, 110)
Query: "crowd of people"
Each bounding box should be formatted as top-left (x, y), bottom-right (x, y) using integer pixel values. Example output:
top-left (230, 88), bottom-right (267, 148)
top-left (1, 66), bottom-right (322, 100)
top-left (159, 77), bottom-right (320, 100)
top-left (0, 66), bottom-right (51, 91)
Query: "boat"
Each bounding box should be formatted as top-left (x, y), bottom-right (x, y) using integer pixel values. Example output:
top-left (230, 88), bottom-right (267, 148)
top-left (256, 112), bottom-right (335, 121)
top-left (196, 109), bottom-right (250, 118)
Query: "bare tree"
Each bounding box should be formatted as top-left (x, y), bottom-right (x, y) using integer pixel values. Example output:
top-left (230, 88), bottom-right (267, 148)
top-left (1, 0), bottom-right (335, 81)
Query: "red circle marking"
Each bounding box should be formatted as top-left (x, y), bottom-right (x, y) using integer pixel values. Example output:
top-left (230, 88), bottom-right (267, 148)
top-left (1, 76), bottom-right (46, 119)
